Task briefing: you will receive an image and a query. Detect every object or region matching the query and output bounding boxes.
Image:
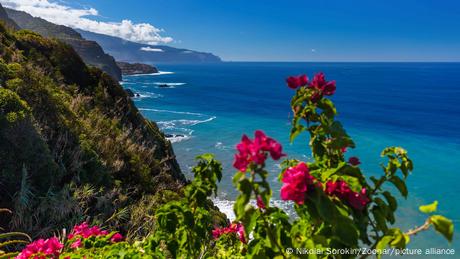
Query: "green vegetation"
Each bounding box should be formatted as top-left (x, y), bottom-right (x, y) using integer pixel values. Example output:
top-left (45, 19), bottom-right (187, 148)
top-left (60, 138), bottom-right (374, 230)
top-left (0, 24), bottom-right (186, 241)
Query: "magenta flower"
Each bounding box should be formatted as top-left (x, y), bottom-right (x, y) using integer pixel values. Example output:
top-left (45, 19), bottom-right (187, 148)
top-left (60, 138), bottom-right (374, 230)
top-left (16, 237), bottom-right (63, 259)
top-left (110, 233), bottom-right (123, 243)
top-left (308, 72), bottom-right (336, 96)
top-left (348, 156), bottom-right (361, 166)
top-left (256, 196), bottom-right (266, 209)
top-left (286, 75), bottom-right (308, 89)
top-left (70, 238), bottom-right (82, 249)
top-left (68, 222), bottom-right (108, 240)
top-left (212, 223), bottom-right (246, 243)
top-left (280, 162), bottom-right (318, 204)
top-left (325, 180), bottom-right (369, 210)
top-left (233, 130), bottom-right (285, 172)
top-left (286, 76), bottom-right (301, 89)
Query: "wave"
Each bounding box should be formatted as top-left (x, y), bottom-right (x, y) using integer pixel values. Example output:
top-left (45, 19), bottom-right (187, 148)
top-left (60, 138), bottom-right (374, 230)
top-left (126, 71), bottom-right (174, 77)
top-left (215, 142), bottom-right (232, 151)
top-left (165, 134), bottom-right (192, 143)
top-left (139, 108), bottom-right (208, 117)
top-left (212, 197), bottom-right (296, 222)
top-left (132, 92), bottom-right (163, 99)
top-left (158, 117), bottom-right (216, 127)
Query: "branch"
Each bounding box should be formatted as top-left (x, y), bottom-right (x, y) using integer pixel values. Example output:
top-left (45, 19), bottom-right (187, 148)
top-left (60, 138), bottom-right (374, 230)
top-left (405, 218), bottom-right (431, 236)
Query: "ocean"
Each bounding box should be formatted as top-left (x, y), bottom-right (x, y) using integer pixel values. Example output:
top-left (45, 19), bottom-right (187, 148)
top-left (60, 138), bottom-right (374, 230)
top-left (121, 62), bottom-right (460, 251)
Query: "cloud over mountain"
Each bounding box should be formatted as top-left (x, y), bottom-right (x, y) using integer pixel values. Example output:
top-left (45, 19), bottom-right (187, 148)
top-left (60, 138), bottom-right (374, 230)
top-left (0, 0), bottom-right (173, 45)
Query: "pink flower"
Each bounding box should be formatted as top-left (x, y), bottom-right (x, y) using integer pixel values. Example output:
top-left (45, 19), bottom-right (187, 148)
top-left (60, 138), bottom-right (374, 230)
top-left (348, 156), bottom-right (361, 166)
top-left (256, 196), bottom-right (266, 209)
top-left (280, 162), bottom-right (318, 204)
top-left (68, 222), bottom-right (110, 239)
top-left (341, 146), bottom-right (348, 153)
top-left (110, 233), bottom-right (123, 243)
top-left (233, 130), bottom-right (285, 171)
top-left (308, 72), bottom-right (336, 96)
top-left (16, 237), bottom-right (63, 259)
top-left (212, 223), bottom-right (246, 243)
top-left (286, 75), bottom-right (308, 89)
top-left (325, 180), bottom-right (369, 210)
top-left (299, 75), bottom-right (309, 86)
top-left (70, 238), bottom-right (82, 249)
top-left (286, 76), bottom-right (300, 89)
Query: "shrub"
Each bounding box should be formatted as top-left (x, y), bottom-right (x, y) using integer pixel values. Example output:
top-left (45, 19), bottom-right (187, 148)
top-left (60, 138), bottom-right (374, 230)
top-left (15, 73), bottom-right (454, 258)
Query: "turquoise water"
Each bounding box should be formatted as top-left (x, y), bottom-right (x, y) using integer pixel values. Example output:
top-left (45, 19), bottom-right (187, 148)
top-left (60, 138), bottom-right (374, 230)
top-left (122, 62), bottom-right (460, 251)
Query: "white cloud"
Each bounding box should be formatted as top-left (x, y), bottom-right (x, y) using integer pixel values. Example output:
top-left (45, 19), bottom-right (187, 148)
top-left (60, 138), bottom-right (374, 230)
top-left (140, 46), bottom-right (164, 52)
top-left (0, 0), bottom-right (173, 45)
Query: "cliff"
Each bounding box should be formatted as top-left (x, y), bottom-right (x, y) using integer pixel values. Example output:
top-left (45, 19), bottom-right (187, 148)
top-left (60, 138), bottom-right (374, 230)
top-left (4, 7), bottom-right (122, 81)
top-left (77, 29), bottom-right (222, 63)
top-left (117, 62), bottom-right (159, 75)
top-left (0, 24), bottom-right (185, 238)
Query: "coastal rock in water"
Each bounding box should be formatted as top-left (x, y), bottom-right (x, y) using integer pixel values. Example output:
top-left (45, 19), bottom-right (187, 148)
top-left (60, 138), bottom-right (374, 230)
top-left (117, 61), bottom-right (159, 75)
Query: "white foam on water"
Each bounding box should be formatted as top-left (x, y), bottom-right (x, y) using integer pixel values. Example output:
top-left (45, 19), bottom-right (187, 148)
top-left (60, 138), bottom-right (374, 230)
top-left (166, 134), bottom-right (192, 143)
top-left (126, 71), bottom-right (174, 77)
top-left (212, 197), bottom-right (296, 222)
top-left (139, 108), bottom-right (208, 117)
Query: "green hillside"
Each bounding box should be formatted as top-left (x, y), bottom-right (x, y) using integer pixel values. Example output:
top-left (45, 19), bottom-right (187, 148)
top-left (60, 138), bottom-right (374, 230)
top-left (0, 23), bottom-right (186, 239)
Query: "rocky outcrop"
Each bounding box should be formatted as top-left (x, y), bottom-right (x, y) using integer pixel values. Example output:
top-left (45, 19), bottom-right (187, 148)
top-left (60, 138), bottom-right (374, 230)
top-left (4, 8), bottom-right (122, 81)
top-left (117, 62), bottom-right (159, 75)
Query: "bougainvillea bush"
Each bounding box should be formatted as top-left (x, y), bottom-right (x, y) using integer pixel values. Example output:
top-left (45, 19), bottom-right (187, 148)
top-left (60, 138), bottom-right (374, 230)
top-left (5, 73), bottom-right (454, 258)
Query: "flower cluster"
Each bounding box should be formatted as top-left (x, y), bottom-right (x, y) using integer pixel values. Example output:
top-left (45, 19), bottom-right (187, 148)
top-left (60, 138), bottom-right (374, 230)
top-left (280, 162), bottom-right (320, 205)
top-left (68, 222), bottom-right (109, 239)
top-left (233, 130), bottom-right (285, 172)
top-left (325, 180), bottom-right (369, 210)
top-left (16, 237), bottom-right (63, 259)
top-left (286, 72), bottom-right (336, 101)
top-left (212, 223), bottom-right (246, 243)
top-left (68, 222), bottom-right (123, 249)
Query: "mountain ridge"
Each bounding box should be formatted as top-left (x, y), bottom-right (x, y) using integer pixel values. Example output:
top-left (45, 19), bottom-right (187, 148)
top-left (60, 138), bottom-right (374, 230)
top-left (4, 7), bottom-right (123, 81)
top-left (77, 29), bottom-right (222, 64)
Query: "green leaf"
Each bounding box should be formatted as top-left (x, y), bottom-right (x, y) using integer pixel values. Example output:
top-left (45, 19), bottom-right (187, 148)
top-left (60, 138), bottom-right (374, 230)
top-left (430, 215), bottom-right (454, 242)
top-left (376, 235), bottom-right (393, 259)
top-left (389, 176), bottom-right (408, 198)
top-left (382, 191), bottom-right (398, 211)
top-left (419, 201), bottom-right (438, 214)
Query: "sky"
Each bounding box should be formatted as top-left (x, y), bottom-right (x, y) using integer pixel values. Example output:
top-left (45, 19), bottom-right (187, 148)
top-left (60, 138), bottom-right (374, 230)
top-left (2, 0), bottom-right (460, 61)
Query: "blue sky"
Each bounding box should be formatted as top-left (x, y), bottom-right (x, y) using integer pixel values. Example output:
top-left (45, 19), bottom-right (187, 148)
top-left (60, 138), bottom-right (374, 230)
top-left (3, 0), bottom-right (460, 61)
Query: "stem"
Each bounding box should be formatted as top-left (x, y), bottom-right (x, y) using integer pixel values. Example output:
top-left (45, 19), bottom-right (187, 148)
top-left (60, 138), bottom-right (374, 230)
top-left (251, 171), bottom-right (287, 259)
top-left (405, 219), bottom-right (431, 236)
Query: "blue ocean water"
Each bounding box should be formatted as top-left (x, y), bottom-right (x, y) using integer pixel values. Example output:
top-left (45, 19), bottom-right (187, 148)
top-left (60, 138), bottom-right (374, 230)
top-left (122, 62), bottom-right (460, 251)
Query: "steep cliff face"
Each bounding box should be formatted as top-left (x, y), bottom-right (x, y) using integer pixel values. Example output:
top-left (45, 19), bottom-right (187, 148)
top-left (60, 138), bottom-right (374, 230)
top-left (0, 24), bottom-right (185, 237)
top-left (78, 29), bottom-right (222, 63)
top-left (4, 7), bottom-right (122, 81)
